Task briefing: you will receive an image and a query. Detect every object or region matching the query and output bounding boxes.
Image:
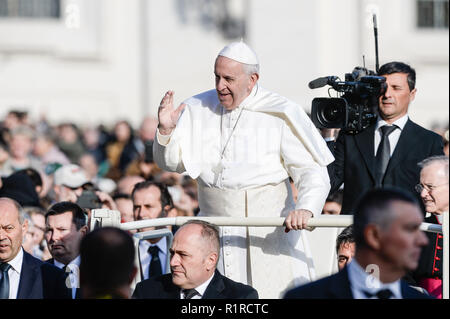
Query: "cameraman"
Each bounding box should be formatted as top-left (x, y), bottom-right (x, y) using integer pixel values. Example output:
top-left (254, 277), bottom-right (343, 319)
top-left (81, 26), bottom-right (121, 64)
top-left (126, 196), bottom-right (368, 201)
top-left (325, 61), bottom-right (444, 215)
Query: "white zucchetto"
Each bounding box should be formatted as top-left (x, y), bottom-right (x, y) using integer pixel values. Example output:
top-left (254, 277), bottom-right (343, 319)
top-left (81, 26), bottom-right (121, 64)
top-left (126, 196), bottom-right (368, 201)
top-left (218, 41), bottom-right (259, 65)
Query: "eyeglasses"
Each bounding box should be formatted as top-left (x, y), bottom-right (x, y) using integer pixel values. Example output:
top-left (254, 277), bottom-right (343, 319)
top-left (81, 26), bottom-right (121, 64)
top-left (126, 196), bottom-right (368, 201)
top-left (415, 183), bottom-right (448, 193)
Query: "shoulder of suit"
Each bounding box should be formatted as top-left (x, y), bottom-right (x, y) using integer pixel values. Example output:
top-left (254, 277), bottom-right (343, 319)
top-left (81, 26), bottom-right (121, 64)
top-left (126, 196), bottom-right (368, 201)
top-left (284, 269), bottom-right (344, 298)
top-left (401, 280), bottom-right (433, 299)
top-left (136, 273), bottom-right (173, 289)
top-left (406, 120), bottom-right (443, 139)
top-left (23, 251), bottom-right (64, 276)
top-left (218, 273), bottom-right (258, 295)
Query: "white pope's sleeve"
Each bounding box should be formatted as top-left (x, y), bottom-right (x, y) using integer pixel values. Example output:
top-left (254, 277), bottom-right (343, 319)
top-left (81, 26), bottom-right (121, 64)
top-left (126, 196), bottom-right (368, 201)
top-left (280, 121), bottom-right (331, 216)
top-left (153, 128), bottom-right (186, 174)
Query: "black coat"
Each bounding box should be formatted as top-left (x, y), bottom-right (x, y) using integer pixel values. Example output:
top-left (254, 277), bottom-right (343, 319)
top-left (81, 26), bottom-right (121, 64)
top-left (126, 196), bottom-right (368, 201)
top-left (45, 258), bottom-right (81, 299)
top-left (327, 119), bottom-right (444, 214)
top-left (283, 266), bottom-right (431, 299)
top-left (16, 251), bottom-right (71, 299)
top-left (132, 270), bottom-right (258, 299)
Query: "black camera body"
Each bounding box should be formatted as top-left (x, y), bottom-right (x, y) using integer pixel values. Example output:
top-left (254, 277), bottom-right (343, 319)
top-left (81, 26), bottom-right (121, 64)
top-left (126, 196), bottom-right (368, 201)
top-left (76, 190), bottom-right (102, 210)
top-left (310, 67), bottom-right (387, 134)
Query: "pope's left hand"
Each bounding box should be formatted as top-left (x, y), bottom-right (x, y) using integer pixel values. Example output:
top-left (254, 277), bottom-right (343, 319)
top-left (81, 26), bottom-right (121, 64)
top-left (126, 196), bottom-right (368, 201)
top-left (284, 209), bottom-right (314, 233)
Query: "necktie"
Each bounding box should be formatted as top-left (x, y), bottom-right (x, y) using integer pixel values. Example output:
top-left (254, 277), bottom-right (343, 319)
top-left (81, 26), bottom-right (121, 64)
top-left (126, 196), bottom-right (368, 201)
top-left (375, 125), bottom-right (397, 186)
top-left (148, 246), bottom-right (162, 278)
top-left (0, 263), bottom-right (12, 299)
top-left (364, 289), bottom-right (393, 299)
top-left (183, 288), bottom-right (199, 299)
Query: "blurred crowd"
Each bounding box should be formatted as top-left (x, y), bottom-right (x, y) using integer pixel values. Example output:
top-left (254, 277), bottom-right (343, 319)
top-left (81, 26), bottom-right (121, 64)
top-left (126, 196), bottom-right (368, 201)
top-left (0, 109), bottom-right (200, 261)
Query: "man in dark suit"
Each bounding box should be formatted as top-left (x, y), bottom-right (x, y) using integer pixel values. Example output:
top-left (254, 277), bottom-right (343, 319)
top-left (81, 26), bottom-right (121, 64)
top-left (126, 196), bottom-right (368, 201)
top-left (284, 188), bottom-right (431, 299)
top-left (0, 197), bottom-right (69, 299)
top-left (325, 61), bottom-right (444, 215)
top-left (132, 220), bottom-right (258, 299)
top-left (44, 201), bottom-right (88, 299)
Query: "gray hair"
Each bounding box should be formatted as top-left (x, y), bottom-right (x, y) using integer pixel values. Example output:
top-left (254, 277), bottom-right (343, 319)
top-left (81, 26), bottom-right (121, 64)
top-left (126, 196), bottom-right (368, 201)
top-left (179, 220), bottom-right (220, 256)
top-left (0, 197), bottom-right (27, 224)
top-left (242, 63), bottom-right (260, 76)
top-left (418, 155), bottom-right (449, 179)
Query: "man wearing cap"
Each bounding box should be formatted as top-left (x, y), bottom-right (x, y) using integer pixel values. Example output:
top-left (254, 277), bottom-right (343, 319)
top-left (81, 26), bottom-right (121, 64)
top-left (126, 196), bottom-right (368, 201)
top-left (153, 42), bottom-right (334, 298)
top-left (53, 164), bottom-right (91, 203)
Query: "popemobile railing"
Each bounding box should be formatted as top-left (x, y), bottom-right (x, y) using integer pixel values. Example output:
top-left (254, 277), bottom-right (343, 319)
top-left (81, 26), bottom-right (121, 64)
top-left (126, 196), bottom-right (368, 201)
top-left (90, 210), bottom-right (448, 299)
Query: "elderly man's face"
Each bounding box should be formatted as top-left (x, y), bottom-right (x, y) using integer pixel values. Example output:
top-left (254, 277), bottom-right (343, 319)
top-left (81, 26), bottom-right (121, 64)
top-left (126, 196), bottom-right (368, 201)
top-left (169, 224), bottom-right (217, 289)
top-left (419, 162), bottom-right (449, 214)
top-left (214, 56), bottom-right (258, 111)
top-left (0, 200), bottom-right (28, 263)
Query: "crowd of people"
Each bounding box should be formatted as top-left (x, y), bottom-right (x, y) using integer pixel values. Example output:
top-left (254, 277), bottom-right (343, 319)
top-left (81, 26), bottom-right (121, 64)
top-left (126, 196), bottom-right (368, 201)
top-left (0, 41), bottom-right (448, 300)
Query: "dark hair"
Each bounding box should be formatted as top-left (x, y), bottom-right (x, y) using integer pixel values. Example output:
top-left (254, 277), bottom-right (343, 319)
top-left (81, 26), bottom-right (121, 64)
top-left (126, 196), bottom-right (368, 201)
top-left (17, 168), bottom-right (43, 188)
top-left (353, 187), bottom-right (419, 248)
top-left (131, 181), bottom-right (173, 211)
top-left (79, 227), bottom-right (135, 296)
top-left (378, 61), bottom-right (416, 91)
top-left (112, 193), bottom-right (131, 201)
top-left (336, 225), bottom-right (354, 254)
top-left (326, 189), bottom-right (343, 205)
top-left (45, 201), bottom-right (87, 230)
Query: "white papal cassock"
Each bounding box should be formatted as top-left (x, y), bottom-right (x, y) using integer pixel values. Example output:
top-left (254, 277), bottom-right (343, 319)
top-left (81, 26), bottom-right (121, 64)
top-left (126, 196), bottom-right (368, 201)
top-left (153, 84), bottom-right (334, 298)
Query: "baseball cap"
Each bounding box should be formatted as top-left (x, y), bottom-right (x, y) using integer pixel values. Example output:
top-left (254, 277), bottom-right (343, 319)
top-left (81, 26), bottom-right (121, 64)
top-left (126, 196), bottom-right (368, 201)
top-left (54, 164), bottom-right (91, 188)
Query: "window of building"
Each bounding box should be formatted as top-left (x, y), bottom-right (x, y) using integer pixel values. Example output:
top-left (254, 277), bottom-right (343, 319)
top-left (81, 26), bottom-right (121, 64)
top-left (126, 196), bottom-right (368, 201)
top-left (0, 0), bottom-right (60, 18)
top-left (417, 0), bottom-right (449, 28)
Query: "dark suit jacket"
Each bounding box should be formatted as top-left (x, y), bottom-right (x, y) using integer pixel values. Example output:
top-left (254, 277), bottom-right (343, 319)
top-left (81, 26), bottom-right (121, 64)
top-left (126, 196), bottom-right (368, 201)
top-left (283, 266), bottom-right (432, 299)
top-left (132, 270), bottom-right (258, 299)
top-left (328, 119), bottom-right (444, 214)
top-left (17, 251), bottom-right (71, 299)
top-left (45, 258), bottom-right (81, 299)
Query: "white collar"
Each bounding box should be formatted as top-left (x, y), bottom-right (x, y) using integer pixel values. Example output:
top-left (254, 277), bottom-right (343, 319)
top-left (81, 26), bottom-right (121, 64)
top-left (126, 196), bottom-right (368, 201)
top-left (189, 271), bottom-right (215, 297)
top-left (222, 83), bottom-right (259, 115)
top-left (140, 238), bottom-right (167, 255)
top-left (348, 259), bottom-right (402, 299)
top-left (7, 247), bottom-right (24, 275)
top-left (54, 255), bottom-right (81, 270)
top-left (376, 114), bottom-right (409, 131)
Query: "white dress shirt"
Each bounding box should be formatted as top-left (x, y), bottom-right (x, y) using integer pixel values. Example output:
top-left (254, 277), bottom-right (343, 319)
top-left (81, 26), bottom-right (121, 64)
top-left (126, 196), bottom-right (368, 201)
top-left (0, 248), bottom-right (23, 299)
top-left (179, 272), bottom-right (215, 299)
top-left (139, 238), bottom-right (167, 280)
top-left (374, 114), bottom-right (409, 156)
top-left (54, 256), bottom-right (80, 299)
top-left (347, 259), bottom-right (402, 299)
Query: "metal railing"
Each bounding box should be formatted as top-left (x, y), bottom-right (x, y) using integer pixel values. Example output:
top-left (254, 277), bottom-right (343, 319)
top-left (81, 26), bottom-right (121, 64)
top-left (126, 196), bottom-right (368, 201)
top-left (90, 210), bottom-right (448, 299)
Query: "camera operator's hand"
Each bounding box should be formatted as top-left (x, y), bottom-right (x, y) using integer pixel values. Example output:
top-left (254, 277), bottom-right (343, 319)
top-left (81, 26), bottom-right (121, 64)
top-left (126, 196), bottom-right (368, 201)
top-left (95, 191), bottom-right (118, 211)
top-left (284, 209), bottom-right (315, 232)
top-left (157, 90), bottom-right (186, 136)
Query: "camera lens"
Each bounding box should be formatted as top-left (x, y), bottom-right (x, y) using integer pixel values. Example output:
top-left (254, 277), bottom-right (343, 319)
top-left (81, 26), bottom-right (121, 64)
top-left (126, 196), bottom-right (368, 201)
top-left (321, 105), bottom-right (344, 123)
top-left (311, 98), bottom-right (346, 129)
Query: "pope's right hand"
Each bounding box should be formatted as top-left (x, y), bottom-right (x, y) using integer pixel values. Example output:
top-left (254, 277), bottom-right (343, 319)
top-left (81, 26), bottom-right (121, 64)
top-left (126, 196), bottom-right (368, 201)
top-left (157, 90), bottom-right (186, 136)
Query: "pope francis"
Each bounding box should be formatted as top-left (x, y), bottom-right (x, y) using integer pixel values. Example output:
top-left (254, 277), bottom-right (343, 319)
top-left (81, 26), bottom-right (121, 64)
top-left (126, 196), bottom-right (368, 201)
top-left (153, 41), bottom-right (335, 298)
